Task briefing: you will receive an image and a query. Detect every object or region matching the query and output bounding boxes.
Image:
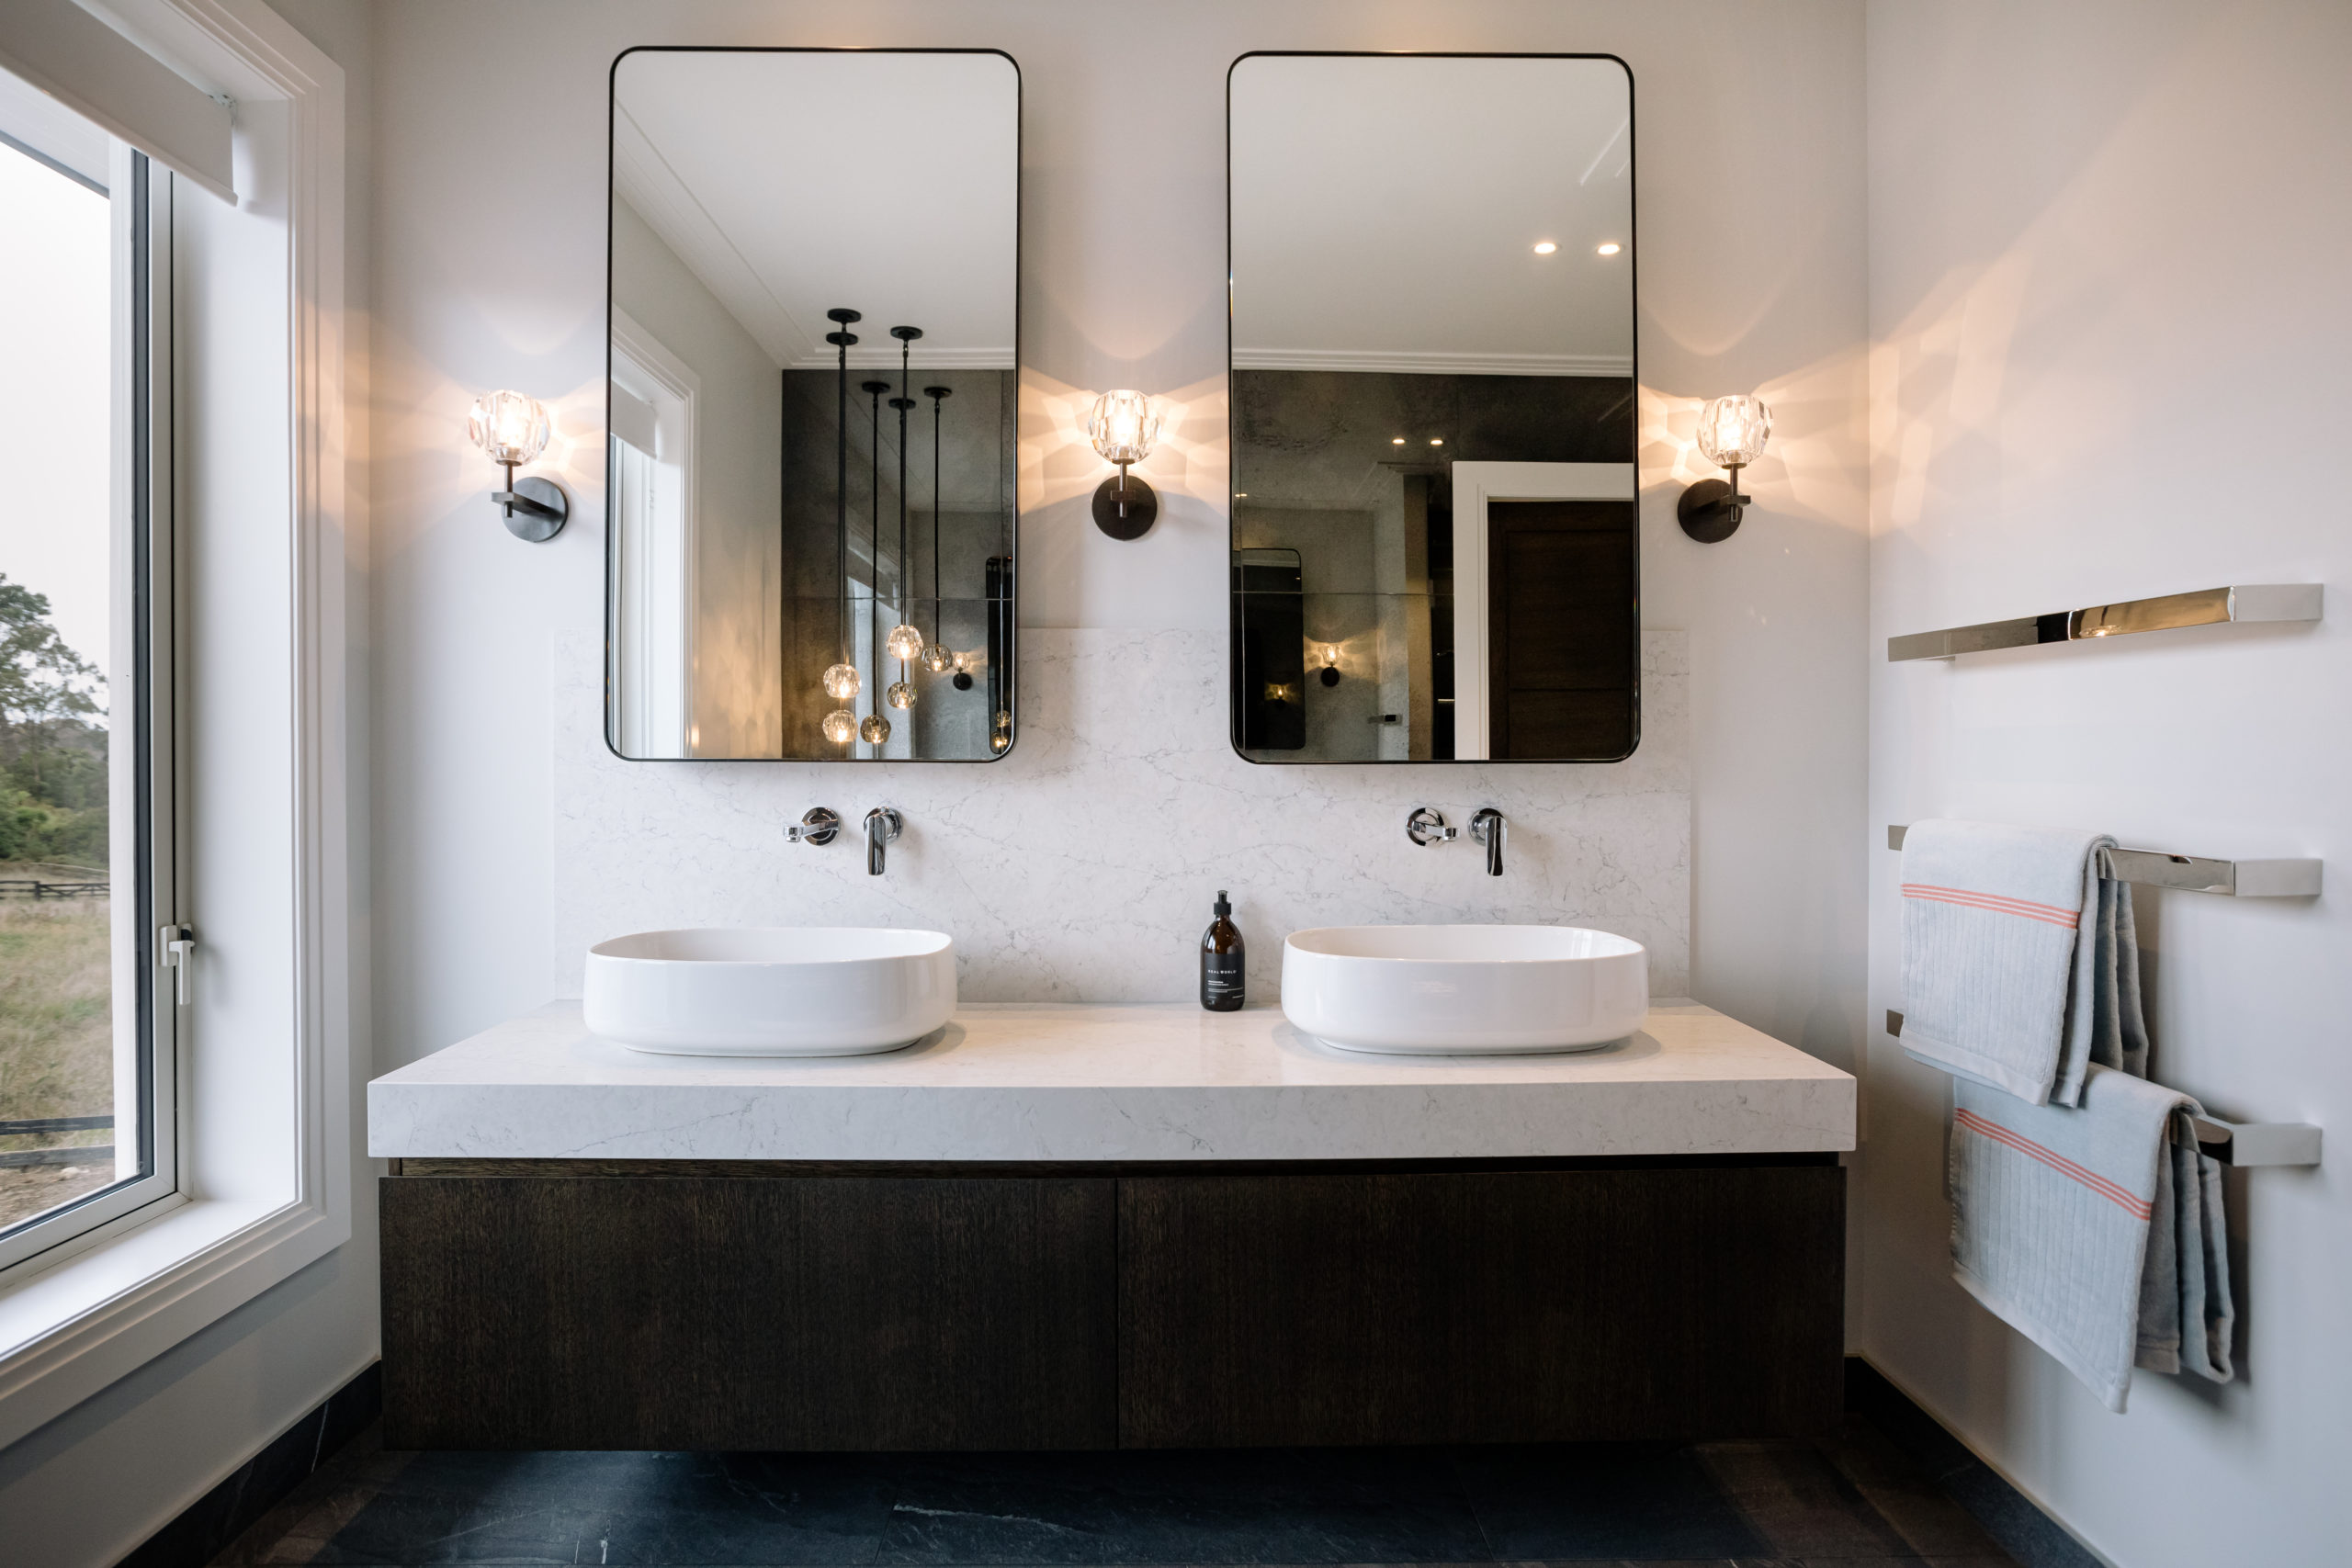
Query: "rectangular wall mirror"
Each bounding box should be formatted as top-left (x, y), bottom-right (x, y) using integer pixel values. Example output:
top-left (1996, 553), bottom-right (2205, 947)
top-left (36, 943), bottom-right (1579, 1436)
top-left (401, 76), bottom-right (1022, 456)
top-left (1227, 53), bottom-right (1636, 763)
top-left (606, 48), bottom-right (1020, 761)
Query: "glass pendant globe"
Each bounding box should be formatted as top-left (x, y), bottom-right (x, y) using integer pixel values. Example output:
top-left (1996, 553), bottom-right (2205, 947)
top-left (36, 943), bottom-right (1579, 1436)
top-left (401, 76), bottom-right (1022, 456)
top-left (859, 713), bottom-right (891, 744)
top-left (820, 708), bottom-right (857, 745)
top-left (821, 662), bottom-right (861, 700)
top-left (887, 680), bottom-right (915, 711)
top-left (1694, 394), bottom-right (1771, 469)
top-left (921, 642), bottom-right (954, 674)
top-left (885, 623), bottom-right (925, 662)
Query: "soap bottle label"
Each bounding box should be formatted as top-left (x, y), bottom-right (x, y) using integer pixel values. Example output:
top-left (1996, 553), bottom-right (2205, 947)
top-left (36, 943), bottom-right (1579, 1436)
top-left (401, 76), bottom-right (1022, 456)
top-left (1203, 951), bottom-right (1245, 1009)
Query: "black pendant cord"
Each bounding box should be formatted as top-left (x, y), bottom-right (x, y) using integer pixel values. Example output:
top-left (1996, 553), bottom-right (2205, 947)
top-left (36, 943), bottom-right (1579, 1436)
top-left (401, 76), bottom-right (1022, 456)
top-left (888, 326), bottom-right (922, 662)
top-left (864, 378), bottom-right (889, 724)
top-left (825, 309), bottom-right (861, 674)
top-left (926, 385), bottom-right (951, 644)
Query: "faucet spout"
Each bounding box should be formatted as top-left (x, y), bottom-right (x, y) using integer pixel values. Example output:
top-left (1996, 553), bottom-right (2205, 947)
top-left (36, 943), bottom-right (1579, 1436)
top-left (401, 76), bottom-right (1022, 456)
top-left (1470, 807), bottom-right (1507, 876)
top-left (864, 807), bottom-right (902, 875)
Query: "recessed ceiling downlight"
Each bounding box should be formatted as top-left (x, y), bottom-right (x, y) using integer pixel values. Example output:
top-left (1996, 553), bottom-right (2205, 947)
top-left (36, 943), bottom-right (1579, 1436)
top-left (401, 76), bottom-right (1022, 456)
top-left (1597, 242), bottom-right (1623, 256)
top-left (1532, 241), bottom-right (1557, 254)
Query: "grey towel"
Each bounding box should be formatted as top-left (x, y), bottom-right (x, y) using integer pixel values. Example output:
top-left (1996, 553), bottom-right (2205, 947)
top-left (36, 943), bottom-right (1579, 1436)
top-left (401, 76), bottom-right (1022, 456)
top-left (1950, 1068), bottom-right (2233, 1412)
top-left (1900, 818), bottom-right (2148, 1105)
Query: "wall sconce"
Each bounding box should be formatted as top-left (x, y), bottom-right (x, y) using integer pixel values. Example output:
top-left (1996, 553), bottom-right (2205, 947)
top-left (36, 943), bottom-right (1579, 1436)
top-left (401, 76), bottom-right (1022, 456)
top-left (1678, 394), bottom-right (1771, 543)
top-left (1087, 389), bottom-right (1161, 540)
top-left (1314, 643), bottom-right (1341, 687)
top-left (469, 389), bottom-right (569, 541)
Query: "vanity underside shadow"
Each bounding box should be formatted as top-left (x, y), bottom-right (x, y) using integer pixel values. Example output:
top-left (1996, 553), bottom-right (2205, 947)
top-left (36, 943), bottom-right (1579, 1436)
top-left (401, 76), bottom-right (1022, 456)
top-left (379, 1156), bottom-right (1843, 1450)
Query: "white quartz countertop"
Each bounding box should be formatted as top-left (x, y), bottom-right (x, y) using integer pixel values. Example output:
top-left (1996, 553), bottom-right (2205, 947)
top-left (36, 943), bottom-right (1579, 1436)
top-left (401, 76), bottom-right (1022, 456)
top-left (368, 1000), bottom-right (1854, 1163)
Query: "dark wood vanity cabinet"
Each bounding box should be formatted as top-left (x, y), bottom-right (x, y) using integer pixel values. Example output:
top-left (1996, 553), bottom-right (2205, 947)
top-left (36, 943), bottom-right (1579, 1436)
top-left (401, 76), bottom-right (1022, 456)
top-left (380, 1157), bottom-right (1842, 1451)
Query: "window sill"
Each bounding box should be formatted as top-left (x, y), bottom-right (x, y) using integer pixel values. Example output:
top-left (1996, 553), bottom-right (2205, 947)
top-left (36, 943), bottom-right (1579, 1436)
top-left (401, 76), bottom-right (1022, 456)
top-left (0, 1192), bottom-right (347, 1450)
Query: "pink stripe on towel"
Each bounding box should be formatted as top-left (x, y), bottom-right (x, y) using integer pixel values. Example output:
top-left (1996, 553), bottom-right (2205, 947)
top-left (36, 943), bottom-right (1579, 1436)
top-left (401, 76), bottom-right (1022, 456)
top-left (1902, 883), bottom-right (2083, 929)
top-left (1955, 1108), bottom-right (2153, 1218)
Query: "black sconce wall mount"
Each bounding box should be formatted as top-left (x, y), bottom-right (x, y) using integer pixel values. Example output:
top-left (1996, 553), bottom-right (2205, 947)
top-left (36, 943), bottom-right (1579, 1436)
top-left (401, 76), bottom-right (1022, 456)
top-left (469, 389), bottom-right (569, 542)
top-left (1087, 389), bottom-right (1162, 539)
top-left (1677, 394), bottom-right (1771, 544)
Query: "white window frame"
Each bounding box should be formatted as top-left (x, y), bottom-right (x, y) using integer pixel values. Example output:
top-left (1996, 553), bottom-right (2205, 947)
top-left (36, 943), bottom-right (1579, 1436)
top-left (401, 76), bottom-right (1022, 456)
top-left (0, 0), bottom-right (353, 1451)
top-left (0, 141), bottom-right (181, 1275)
top-left (1449, 460), bottom-right (1638, 761)
top-left (607, 307), bottom-right (696, 759)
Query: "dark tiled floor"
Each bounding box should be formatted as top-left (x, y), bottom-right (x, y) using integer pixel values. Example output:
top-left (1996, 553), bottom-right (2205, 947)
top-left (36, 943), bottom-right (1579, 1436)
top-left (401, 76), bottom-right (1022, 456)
top-left (211, 1416), bottom-right (2020, 1568)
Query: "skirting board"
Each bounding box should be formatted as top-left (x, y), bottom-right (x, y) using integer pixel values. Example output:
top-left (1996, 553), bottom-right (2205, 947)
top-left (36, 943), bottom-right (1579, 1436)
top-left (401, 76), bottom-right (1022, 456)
top-left (1845, 1357), bottom-right (2107, 1568)
top-left (119, 1363), bottom-right (380, 1568)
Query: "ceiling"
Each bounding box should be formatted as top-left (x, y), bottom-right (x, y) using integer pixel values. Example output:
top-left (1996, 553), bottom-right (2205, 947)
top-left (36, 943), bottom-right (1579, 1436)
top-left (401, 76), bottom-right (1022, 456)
top-left (613, 51), bottom-right (1018, 370)
top-left (1230, 56), bottom-right (1634, 376)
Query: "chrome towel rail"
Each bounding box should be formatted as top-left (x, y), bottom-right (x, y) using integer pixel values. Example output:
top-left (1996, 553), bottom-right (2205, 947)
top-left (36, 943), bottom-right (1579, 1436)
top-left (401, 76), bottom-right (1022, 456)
top-left (1886, 826), bottom-right (2320, 897)
top-left (1883, 1011), bottom-right (2320, 1167)
top-left (1887, 583), bottom-right (2320, 663)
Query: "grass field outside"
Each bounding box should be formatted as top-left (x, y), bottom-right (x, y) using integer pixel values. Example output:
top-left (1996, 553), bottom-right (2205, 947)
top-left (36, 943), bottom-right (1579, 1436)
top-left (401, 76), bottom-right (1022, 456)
top-left (0, 870), bottom-right (117, 1228)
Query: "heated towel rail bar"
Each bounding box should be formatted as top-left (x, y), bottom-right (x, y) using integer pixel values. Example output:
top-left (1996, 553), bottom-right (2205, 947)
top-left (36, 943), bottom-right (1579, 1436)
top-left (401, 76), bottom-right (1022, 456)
top-left (1883, 1011), bottom-right (2320, 1167)
top-left (1885, 826), bottom-right (2321, 897)
top-left (1886, 583), bottom-right (2321, 663)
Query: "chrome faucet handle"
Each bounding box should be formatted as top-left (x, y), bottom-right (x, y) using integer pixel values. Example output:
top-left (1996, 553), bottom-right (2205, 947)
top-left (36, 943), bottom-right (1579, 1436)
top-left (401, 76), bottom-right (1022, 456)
top-left (787, 807), bottom-right (842, 845)
top-left (864, 807), bottom-right (903, 876)
top-left (1469, 807), bottom-right (1507, 876)
top-left (1406, 806), bottom-right (1457, 847)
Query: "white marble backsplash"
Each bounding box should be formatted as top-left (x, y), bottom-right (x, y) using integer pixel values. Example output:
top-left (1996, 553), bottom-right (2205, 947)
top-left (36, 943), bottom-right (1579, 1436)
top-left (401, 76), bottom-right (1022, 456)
top-left (552, 627), bottom-right (1690, 1002)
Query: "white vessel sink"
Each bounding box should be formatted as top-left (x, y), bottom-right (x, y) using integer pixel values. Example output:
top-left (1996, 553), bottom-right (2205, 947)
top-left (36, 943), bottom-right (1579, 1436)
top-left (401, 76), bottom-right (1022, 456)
top-left (1281, 924), bottom-right (1647, 1055)
top-left (583, 928), bottom-right (956, 1055)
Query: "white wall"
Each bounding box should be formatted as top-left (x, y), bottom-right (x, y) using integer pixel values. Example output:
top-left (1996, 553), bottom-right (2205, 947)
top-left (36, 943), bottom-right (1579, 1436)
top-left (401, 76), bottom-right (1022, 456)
top-left (0, 5), bottom-right (380, 1565)
top-left (369, 0), bottom-right (1870, 1078)
top-left (611, 197), bottom-right (782, 756)
top-left (1863, 2), bottom-right (2352, 1562)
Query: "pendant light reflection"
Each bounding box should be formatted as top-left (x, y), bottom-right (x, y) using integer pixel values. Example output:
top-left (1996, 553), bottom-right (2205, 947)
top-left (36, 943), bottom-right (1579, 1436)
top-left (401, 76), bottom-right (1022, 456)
top-left (822, 709), bottom-right (857, 745)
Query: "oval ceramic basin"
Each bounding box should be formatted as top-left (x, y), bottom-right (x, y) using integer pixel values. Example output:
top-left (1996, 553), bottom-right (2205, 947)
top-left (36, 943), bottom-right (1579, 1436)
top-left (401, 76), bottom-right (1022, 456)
top-left (583, 927), bottom-right (955, 1055)
top-left (1280, 924), bottom-right (1647, 1055)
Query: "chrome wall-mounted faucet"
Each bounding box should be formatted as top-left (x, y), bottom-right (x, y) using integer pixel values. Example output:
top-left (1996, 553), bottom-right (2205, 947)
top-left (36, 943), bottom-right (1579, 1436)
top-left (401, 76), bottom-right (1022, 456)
top-left (1405, 806), bottom-right (1457, 846)
top-left (864, 807), bottom-right (902, 875)
top-left (1469, 807), bottom-right (1508, 876)
top-left (786, 807), bottom-right (842, 844)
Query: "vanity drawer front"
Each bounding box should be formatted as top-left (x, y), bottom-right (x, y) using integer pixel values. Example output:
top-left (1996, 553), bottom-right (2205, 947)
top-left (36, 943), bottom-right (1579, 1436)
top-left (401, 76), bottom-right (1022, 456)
top-left (1117, 1164), bottom-right (1845, 1447)
top-left (380, 1174), bottom-right (1116, 1450)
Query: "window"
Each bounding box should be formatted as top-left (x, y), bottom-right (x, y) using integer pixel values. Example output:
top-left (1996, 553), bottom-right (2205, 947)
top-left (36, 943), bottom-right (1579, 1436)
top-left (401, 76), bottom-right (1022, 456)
top-left (0, 95), bottom-right (178, 1273)
top-left (608, 310), bottom-right (696, 758)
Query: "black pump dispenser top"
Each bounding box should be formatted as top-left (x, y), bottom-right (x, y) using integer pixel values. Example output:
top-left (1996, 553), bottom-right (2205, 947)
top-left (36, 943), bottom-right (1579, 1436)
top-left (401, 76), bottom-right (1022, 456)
top-left (1214, 890), bottom-right (1231, 918)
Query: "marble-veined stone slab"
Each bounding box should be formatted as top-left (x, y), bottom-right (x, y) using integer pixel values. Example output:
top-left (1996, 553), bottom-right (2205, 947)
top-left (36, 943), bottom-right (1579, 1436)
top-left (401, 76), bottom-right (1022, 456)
top-left (368, 999), bottom-right (1852, 1163)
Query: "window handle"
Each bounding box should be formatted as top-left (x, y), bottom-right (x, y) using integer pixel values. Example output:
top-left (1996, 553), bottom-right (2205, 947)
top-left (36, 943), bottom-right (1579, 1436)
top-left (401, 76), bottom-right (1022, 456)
top-left (160, 925), bottom-right (196, 1006)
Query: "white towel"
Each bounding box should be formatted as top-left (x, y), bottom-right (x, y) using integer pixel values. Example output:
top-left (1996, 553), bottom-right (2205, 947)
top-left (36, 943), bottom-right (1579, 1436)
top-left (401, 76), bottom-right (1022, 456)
top-left (1950, 1068), bottom-right (2233, 1412)
top-left (1900, 818), bottom-right (2148, 1106)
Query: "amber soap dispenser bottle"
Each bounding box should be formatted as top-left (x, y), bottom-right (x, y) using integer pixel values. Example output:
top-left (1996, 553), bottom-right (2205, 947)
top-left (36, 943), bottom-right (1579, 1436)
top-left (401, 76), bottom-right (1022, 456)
top-left (1201, 890), bottom-right (1246, 1011)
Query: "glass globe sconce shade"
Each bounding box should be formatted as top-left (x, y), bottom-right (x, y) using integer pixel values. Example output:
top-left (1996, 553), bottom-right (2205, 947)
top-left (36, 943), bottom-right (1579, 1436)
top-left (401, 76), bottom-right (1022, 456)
top-left (1679, 395), bottom-right (1771, 544)
top-left (1086, 389), bottom-right (1162, 540)
top-left (469, 389), bottom-right (568, 542)
top-left (1314, 643), bottom-right (1341, 687)
top-left (821, 708), bottom-right (857, 745)
top-left (821, 662), bottom-right (862, 700)
top-left (887, 680), bottom-right (916, 711)
top-left (859, 713), bottom-right (891, 745)
top-left (922, 642), bottom-right (954, 674)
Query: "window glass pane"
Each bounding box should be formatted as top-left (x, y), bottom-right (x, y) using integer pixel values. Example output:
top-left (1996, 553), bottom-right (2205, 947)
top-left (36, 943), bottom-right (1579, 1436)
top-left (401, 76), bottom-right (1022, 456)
top-left (0, 133), bottom-right (141, 1235)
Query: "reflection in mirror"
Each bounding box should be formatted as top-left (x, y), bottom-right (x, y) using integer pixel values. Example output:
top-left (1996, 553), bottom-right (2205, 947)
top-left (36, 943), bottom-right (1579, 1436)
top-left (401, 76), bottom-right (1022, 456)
top-left (1227, 54), bottom-right (1636, 762)
top-left (606, 49), bottom-right (1019, 761)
